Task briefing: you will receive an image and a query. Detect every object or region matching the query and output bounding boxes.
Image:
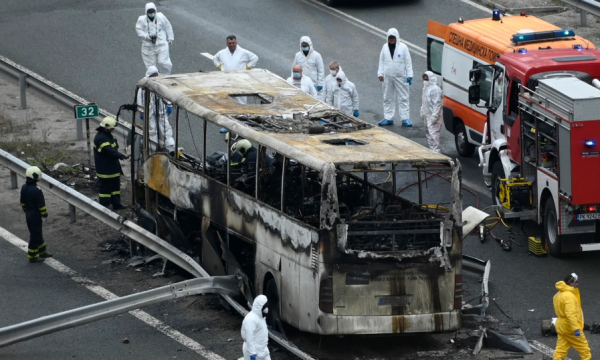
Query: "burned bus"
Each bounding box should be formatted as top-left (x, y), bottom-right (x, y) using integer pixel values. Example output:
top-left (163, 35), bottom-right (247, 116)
top-left (131, 69), bottom-right (474, 335)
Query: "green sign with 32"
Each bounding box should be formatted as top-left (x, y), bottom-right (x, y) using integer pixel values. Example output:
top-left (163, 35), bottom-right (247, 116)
top-left (74, 104), bottom-right (99, 119)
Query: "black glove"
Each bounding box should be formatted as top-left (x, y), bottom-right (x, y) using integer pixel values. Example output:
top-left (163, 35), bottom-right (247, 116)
top-left (149, 35), bottom-right (157, 44)
top-left (120, 153), bottom-right (130, 160)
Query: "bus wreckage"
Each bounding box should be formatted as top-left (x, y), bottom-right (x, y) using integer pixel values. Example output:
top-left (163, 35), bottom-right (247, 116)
top-left (130, 69), bottom-right (490, 335)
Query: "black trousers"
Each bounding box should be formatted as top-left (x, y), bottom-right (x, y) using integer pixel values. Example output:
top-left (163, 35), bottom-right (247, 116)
top-left (98, 177), bottom-right (121, 207)
top-left (26, 212), bottom-right (46, 259)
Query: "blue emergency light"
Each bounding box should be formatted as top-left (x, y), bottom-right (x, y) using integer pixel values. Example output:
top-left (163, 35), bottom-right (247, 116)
top-left (585, 140), bottom-right (596, 147)
top-left (517, 48), bottom-right (527, 54)
top-left (492, 9), bottom-right (501, 21)
top-left (573, 44), bottom-right (583, 50)
top-left (511, 29), bottom-right (576, 44)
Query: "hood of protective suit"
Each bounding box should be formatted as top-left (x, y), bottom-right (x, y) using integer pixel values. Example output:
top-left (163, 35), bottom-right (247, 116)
top-left (145, 66), bottom-right (159, 77)
top-left (335, 70), bottom-right (347, 82)
top-left (555, 281), bottom-right (578, 294)
top-left (145, 2), bottom-right (157, 13)
top-left (424, 71), bottom-right (437, 86)
top-left (387, 28), bottom-right (400, 41)
top-left (299, 36), bottom-right (314, 51)
top-left (251, 295), bottom-right (268, 317)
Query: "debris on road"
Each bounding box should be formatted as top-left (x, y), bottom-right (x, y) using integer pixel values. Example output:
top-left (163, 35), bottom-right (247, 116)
top-left (122, 338), bottom-right (130, 344)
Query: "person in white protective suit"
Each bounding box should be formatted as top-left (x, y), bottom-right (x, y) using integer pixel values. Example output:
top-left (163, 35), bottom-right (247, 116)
top-left (287, 65), bottom-right (317, 97)
top-left (213, 35), bottom-right (259, 71)
top-left (323, 61), bottom-right (342, 106)
top-left (420, 71), bottom-right (443, 153)
top-left (377, 28), bottom-right (413, 127)
top-left (135, 2), bottom-right (174, 75)
top-left (137, 66), bottom-right (175, 153)
top-left (292, 36), bottom-right (324, 99)
top-left (328, 70), bottom-right (360, 117)
top-left (241, 295), bottom-right (270, 360)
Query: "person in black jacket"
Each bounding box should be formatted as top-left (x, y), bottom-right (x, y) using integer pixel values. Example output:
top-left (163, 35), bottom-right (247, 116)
top-left (20, 166), bottom-right (52, 263)
top-left (93, 117), bottom-right (130, 209)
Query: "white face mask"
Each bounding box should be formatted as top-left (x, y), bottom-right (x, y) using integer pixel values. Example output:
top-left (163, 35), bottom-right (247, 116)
top-left (262, 307), bottom-right (269, 314)
top-left (330, 70), bottom-right (337, 76)
top-left (423, 80), bottom-right (430, 87)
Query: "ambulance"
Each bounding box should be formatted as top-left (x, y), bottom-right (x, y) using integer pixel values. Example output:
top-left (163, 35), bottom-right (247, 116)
top-left (427, 10), bottom-right (594, 157)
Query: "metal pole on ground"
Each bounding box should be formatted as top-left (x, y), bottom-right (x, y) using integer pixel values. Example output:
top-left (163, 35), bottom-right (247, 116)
top-left (69, 204), bottom-right (77, 223)
top-left (10, 171), bottom-right (18, 189)
top-left (85, 118), bottom-right (92, 166)
top-left (581, 9), bottom-right (588, 26)
top-left (18, 74), bottom-right (26, 109)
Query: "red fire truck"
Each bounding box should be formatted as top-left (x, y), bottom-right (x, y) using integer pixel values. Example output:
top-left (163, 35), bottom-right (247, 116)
top-left (469, 45), bottom-right (600, 256)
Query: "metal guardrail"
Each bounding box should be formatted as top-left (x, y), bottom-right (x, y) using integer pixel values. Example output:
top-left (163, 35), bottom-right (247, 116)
top-left (0, 276), bottom-right (242, 348)
top-left (0, 54), bottom-right (137, 141)
top-left (0, 148), bottom-right (315, 360)
top-left (557, 0), bottom-right (600, 26)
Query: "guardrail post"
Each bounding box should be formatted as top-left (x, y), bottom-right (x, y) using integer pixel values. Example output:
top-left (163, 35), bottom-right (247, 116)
top-left (76, 118), bottom-right (83, 140)
top-left (581, 9), bottom-right (588, 26)
top-left (18, 74), bottom-right (27, 109)
top-left (10, 171), bottom-right (18, 189)
top-left (69, 204), bottom-right (77, 223)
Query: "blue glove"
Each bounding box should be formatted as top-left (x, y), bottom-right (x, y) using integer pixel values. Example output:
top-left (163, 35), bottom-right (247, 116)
top-left (250, 355), bottom-right (257, 360)
top-left (316, 86), bottom-right (323, 92)
top-left (140, 114), bottom-right (144, 120)
top-left (575, 330), bottom-right (581, 336)
top-left (407, 77), bottom-right (413, 86)
top-left (353, 110), bottom-right (359, 117)
top-left (167, 106), bottom-right (172, 115)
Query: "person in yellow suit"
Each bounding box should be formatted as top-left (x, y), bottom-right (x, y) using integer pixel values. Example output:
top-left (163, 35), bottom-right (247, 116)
top-left (553, 273), bottom-right (591, 360)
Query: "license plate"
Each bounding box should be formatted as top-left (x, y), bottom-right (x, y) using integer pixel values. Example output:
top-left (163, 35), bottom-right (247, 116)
top-left (577, 213), bottom-right (600, 221)
top-left (377, 295), bottom-right (412, 307)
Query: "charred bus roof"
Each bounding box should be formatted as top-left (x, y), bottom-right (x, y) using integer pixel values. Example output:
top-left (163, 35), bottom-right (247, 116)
top-left (137, 69), bottom-right (450, 167)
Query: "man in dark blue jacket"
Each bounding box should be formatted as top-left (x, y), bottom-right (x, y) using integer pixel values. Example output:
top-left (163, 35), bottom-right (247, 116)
top-left (93, 117), bottom-right (129, 209)
top-left (20, 166), bottom-right (52, 263)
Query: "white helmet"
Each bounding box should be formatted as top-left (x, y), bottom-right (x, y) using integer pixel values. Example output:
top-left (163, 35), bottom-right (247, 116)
top-left (234, 139), bottom-right (252, 155)
top-left (100, 116), bottom-right (117, 130)
top-left (26, 166), bottom-right (42, 181)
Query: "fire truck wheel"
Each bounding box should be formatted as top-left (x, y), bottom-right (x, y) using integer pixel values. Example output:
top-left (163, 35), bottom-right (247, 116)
top-left (454, 122), bottom-right (475, 157)
top-left (491, 162), bottom-right (504, 206)
top-left (543, 198), bottom-right (561, 257)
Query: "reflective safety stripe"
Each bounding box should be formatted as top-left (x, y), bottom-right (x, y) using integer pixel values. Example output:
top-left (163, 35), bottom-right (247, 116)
top-left (96, 142), bottom-right (112, 152)
top-left (39, 206), bottom-right (46, 211)
top-left (37, 242), bottom-right (46, 250)
top-left (99, 193), bottom-right (112, 198)
top-left (20, 203), bottom-right (26, 207)
top-left (241, 158), bottom-right (247, 163)
top-left (97, 173), bottom-right (121, 179)
top-left (28, 254), bottom-right (39, 259)
top-left (230, 162), bottom-right (239, 166)
top-left (40, 211), bottom-right (48, 216)
top-left (28, 248), bottom-right (38, 253)
top-left (111, 191), bottom-right (121, 195)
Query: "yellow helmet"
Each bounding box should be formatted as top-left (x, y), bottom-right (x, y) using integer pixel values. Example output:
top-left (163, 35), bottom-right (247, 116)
top-left (100, 116), bottom-right (117, 130)
top-left (234, 139), bottom-right (252, 155)
top-left (25, 166), bottom-right (42, 181)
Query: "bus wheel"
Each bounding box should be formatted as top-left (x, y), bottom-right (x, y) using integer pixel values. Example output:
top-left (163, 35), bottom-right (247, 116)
top-left (454, 122), bottom-right (475, 157)
top-left (544, 198), bottom-right (562, 257)
top-left (265, 279), bottom-right (286, 337)
top-left (491, 162), bottom-right (505, 206)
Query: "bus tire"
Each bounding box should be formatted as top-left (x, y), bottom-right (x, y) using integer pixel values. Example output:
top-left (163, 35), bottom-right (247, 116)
top-left (454, 122), bottom-right (475, 157)
top-left (265, 279), bottom-right (281, 328)
top-left (544, 197), bottom-right (562, 257)
top-left (491, 161), bottom-right (505, 206)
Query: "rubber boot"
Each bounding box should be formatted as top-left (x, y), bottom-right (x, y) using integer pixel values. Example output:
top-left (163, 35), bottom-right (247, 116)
top-left (29, 257), bottom-right (45, 263)
top-left (40, 253), bottom-right (53, 258)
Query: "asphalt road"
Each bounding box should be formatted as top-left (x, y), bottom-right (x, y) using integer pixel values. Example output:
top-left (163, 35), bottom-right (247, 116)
top-left (1, 0), bottom-right (599, 358)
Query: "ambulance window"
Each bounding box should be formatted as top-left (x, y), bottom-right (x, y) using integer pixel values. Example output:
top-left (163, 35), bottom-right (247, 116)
top-left (427, 38), bottom-right (443, 75)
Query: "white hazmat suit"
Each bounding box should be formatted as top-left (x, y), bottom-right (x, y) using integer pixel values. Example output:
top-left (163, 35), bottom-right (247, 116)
top-left (328, 71), bottom-right (359, 116)
top-left (287, 74), bottom-right (317, 97)
top-left (137, 66), bottom-right (175, 152)
top-left (241, 295), bottom-right (270, 360)
top-left (292, 36), bottom-right (324, 96)
top-left (420, 71), bottom-right (443, 153)
top-left (136, 3), bottom-right (174, 75)
top-left (213, 46), bottom-right (259, 71)
top-left (323, 66), bottom-right (342, 106)
top-left (378, 28), bottom-right (413, 122)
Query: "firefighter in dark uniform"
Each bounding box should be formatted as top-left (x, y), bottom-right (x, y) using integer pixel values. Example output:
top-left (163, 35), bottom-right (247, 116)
top-left (20, 166), bottom-right (53, 263)
top-left (93, 116), bottom-right (129, 209)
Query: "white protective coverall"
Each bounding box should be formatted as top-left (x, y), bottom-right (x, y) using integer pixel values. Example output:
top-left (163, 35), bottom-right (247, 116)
top-left (292, 36), bottom-right (324, 97)
top-left (328, 71), bottom-right (359, 116)
top-left (420, 71), bottom-right (443, 153)
top-left (213, 46), bottom-right (259, 71)
top-left (323, 66), bottom-right (342, 106)
top-left (137, 66), bottom-right (175, 152)
top-left (241, 295), bottom-right (270, 360)
top-left (286, 74), bottom-right (317, 97)
top-left (136, 3), bottom-right (174, 75)
top-left (378, 28), bottom-right (413, 121)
